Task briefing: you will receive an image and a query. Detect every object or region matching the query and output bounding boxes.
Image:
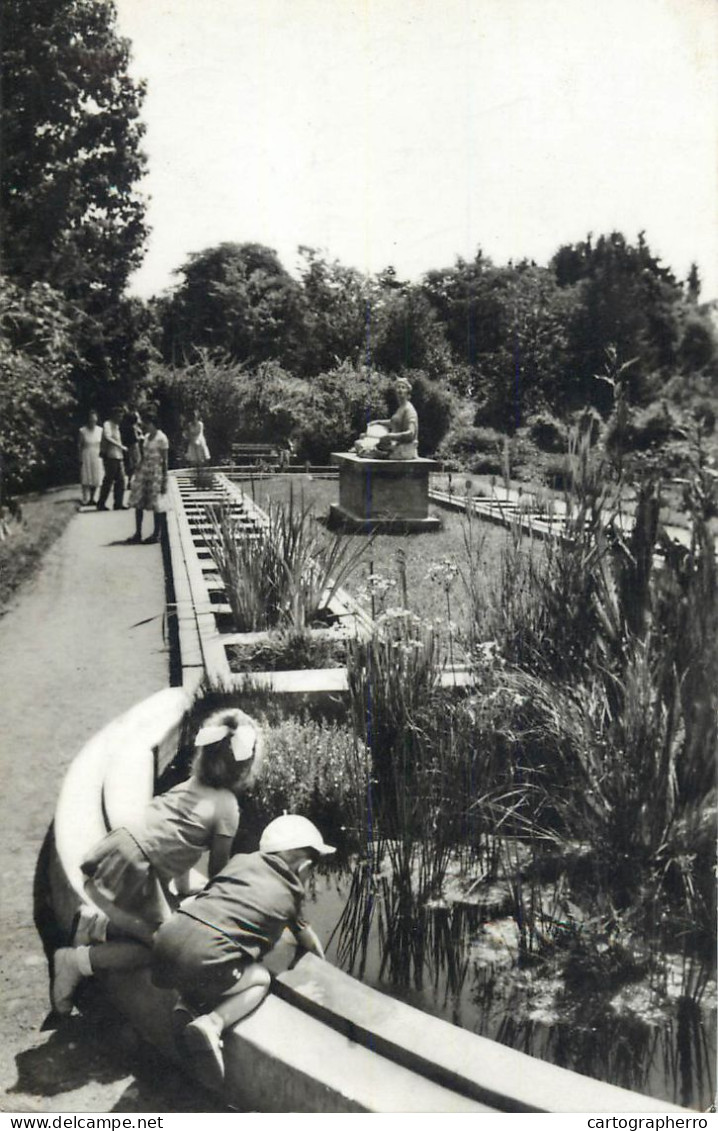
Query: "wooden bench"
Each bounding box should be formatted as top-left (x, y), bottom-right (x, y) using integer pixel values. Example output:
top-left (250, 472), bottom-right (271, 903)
top-left (231, 443), bottom-right (279, 467)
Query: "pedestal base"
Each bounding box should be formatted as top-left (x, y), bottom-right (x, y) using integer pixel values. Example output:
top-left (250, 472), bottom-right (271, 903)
top-left (329, 503), bottom-right (441, 533)
top-left (329, 452), bottom-right (441, 533)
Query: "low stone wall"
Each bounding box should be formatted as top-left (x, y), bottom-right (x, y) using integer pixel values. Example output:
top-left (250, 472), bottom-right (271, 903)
top-left (48, 689), bottom-right (688, 1114)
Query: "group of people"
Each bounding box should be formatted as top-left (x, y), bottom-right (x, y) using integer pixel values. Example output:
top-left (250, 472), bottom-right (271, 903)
top-left (51, 708), bottom-right (334, 1090)
top-left (78, 408), bottom-right (211, 545)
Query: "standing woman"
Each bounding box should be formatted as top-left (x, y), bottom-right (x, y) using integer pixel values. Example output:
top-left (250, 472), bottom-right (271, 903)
top-left (127, 410), bottom-right (170, 544)
top-left (184, 409), bottom-right (211, 483)
top-left (122, 410), bottom-right (144, 487)
top-left (78, 410), bottom-right (104, 506)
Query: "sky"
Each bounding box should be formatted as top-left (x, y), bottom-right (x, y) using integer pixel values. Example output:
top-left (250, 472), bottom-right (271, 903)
top-left (115, 0), bottom-right (718, 301)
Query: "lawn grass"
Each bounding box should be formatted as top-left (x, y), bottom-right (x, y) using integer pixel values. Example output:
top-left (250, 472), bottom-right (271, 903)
top-left (0, 489), bottom-right (79, 614)
top-left (241, 473), bottom-right (512, 631)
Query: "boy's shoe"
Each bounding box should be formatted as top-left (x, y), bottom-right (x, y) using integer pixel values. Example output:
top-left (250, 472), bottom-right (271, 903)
top-left (52, 948), bottom-right (82, 1015)
top-left (184, 1013), bottom-right (225, 1090)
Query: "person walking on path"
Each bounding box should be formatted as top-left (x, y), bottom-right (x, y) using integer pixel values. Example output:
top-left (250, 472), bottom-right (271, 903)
top-left (127, 411), bottom-right (170, 544)
top-left (121, 409), bottom-right (144, 487)
top-left (184, 410), bottom-right (211, 487)
top-left (97, 408), bottom-right (128, 511)
top-left (78, 410), bottom-right (103, 506)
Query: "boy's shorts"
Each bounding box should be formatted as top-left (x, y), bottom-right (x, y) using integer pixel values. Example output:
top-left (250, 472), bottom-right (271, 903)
top-left (152, 910), bottom-right (251, 1011)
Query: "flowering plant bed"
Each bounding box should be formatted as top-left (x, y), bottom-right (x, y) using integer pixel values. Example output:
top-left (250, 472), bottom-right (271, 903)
top-left (226, 626), bottom-right (349, 673)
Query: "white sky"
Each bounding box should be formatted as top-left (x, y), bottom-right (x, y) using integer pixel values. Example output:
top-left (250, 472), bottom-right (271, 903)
top-left (115, 0), bottom-right (718, 300)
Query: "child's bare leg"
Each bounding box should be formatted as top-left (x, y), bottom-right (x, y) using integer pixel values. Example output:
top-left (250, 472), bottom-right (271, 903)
top-left (88, 942), bottom-right (151, 972)
top-left (183, 965), bottom-right (271, 1088)
top-left (213, 963), bottom-right (271, 1027)
top-left (52, 941), bottom-right (150, 1015)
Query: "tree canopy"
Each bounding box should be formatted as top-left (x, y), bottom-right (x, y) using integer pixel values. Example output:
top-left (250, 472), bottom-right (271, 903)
top-left (1, 0), bottom-right (148, 304)
top-left (158, 243), bottom-right (306, 370)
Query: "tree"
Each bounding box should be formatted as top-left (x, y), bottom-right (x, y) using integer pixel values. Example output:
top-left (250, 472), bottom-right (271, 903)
top-left (551, 232), bottom-right (684, 410)
top-left (422, 251), bottom-right (504, 379)
top-left (423, 253), bottom-right (574, 430)
top-left (1, 0), bottom-right (148, 306)
top-left (159, 243), bottom-right (306, 369)
top-left (472, 262), bottom-right (574, 431)
top-left (686, 263), bottom-right (701, 303)
top-left (370, 279), bottom-right (451, 378)
top-left (296, 247), bottom-right (368, 374)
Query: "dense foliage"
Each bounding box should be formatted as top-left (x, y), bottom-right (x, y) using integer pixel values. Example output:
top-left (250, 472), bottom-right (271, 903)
top-left (2, 0), bottom-right (715, 488)
top-left (1, 0), bottom-right (148, 491)
top-left (147, 233), bottom-right (716, 475)
top-left (0, 278), bottom-right (78, 490)
top-left (1, 0), bottom-right (147, 302)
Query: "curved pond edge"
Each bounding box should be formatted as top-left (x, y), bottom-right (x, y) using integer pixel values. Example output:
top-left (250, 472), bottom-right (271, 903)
top-left (47, 688), bottom-right (692, 1113)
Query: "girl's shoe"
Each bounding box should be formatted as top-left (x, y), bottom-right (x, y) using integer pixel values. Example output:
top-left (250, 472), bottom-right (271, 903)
top-left (125, 533), bottom-right (142, 544)
top-left (70, 904), bottom-right (108, 946)
top-left (184, 1013), bottom-right (225, 1089)
top-left (143, 534), bottom-right (160, 544)
top-left (52, 948), bottom-right (83, 1015)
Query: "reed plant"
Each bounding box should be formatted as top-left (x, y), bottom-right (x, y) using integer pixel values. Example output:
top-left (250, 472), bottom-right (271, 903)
top-left (206, 486), bottom-right (370, 632)
top-left (457, 412), bottom-right (716, 1002)
top-left (341, 610), bottom-right (541, 988)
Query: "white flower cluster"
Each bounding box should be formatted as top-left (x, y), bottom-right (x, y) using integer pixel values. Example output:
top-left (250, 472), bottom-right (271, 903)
top-left (427, 557), bottom-right (459, 591)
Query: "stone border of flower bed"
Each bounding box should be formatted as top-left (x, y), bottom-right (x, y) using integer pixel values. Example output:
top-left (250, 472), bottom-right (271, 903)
top-left (167, 470), bottom-right (375, 690)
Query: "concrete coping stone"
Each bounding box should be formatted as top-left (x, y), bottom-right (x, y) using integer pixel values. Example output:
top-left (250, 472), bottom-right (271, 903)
top-left (277, 954), bottom-right (686, 1114)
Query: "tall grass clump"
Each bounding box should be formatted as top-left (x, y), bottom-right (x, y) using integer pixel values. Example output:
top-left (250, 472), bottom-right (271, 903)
top-left (341, 609), bottom-right (539, 989)
top-left (206, 486), bottom-right (370, 632)
top-left (465, 422), bottom-right (718, 972)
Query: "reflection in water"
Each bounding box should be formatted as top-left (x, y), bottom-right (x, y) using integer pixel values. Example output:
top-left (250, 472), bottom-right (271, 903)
top-left (331, 859), bottom-right (481, 996)
top-left (310, 870), bottom-right (716, 1110)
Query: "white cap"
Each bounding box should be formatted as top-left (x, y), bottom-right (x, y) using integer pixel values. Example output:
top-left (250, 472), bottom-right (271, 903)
top-left (194, 710), bottom-right (258, 762)
top-left (259, 815), bottom-right (336, 856)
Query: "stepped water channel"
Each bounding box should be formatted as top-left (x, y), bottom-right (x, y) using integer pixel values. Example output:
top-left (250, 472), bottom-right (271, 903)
top-left (149, 467), bottom-right (715, 1110)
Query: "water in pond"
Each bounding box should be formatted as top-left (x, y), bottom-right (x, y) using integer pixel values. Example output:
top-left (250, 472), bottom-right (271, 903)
top-left (304, 872), bottom-right (715, 1111)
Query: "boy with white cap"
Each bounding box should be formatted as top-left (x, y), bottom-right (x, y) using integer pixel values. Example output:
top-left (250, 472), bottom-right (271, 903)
top-left (152, 814), bottom-right (335, 1088)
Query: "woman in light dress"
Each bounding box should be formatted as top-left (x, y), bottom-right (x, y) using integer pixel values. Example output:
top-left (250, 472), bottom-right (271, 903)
top-left (127, 410), bottom-right (170, 544)
top-left (184, 410), bottom-right (211, 468)
top-left (78, 410), bottom-right (104, 505)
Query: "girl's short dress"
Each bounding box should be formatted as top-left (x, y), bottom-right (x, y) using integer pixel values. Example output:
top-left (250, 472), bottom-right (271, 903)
top-left (81, 827), bottom-right (169, 928)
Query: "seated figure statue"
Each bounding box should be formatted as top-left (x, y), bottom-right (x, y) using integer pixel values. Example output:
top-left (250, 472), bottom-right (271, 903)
top-left (354, 377), bottom-right (419, 460)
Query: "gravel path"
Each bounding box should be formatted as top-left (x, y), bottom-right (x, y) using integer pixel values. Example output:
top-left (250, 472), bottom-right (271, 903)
top-left (0, 493), bottom-right (223, 1113)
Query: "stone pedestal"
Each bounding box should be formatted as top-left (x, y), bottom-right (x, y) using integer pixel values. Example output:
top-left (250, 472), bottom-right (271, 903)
top-left (329, 452), bottom-right (441, 532)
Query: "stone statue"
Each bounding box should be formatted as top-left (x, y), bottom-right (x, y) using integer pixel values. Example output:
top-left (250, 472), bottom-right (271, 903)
top-left (354, 377), bottom-right (419, 459)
